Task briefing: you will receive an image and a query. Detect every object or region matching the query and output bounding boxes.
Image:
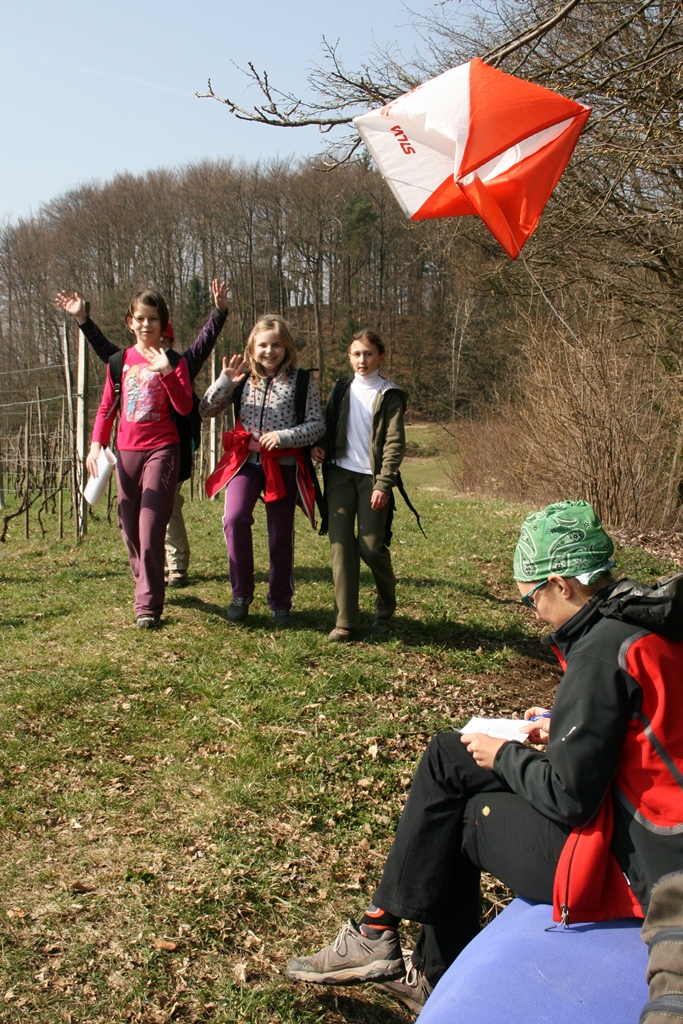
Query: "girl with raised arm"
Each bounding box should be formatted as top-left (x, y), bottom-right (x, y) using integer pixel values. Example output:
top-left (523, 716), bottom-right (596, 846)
top-left (56, 289), bottom-right (192, 629)
top-left (200, 314), bottom-right (324, 624)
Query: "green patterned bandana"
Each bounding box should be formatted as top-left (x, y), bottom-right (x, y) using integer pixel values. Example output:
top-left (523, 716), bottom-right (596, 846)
top-left (513, 500), bottom-right (615, 583)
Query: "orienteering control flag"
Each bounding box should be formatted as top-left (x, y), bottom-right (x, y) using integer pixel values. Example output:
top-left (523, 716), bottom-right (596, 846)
top-left (353, 59), bottom-right (591, 259)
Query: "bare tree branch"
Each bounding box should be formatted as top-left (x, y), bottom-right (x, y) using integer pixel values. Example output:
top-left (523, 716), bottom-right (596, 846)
top-left (195, 72), bottom-right (351, 129)
top-left (484, 0), bottom-right (585, 65)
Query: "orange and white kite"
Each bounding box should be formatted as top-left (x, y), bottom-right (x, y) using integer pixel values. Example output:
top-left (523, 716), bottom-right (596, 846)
top-left (353, 58), bottom-right (591, 259)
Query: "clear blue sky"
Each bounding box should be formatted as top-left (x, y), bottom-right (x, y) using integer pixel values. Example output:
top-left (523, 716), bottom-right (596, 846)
top-left (1, 0), bottom-right (441, 222)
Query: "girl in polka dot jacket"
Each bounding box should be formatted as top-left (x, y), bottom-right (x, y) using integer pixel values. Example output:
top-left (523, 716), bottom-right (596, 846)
top-left (199, 314), bottom-right (324, 624)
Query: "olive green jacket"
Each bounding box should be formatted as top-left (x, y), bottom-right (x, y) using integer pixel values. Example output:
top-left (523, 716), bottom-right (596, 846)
top-left (326, 379), bottom-right (407, 495)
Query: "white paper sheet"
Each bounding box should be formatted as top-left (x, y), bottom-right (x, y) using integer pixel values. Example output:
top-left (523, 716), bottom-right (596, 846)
top-left (83, 446), bottom-right (116, 506)
top-left (459, 717), bottom-right (529, 743)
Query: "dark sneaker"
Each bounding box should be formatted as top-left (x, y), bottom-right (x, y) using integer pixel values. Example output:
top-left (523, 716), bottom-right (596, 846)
top-left (137, 615), bottom-right (161, 630)
top-left (328, 627), bottom-right (355, 642)
top-left (167, 570), bottom-right (189, 588)
top-left (227, 596), bottom-right (252, 622)
top-left (271, 609), bottom-right (292, 626)
top-left (374, 952), bottom-right (433, 1014)
top-left (286, 919), bottom-right (403, 985)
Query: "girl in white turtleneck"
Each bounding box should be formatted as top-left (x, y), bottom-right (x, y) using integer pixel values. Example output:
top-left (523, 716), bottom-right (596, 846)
top-left (312, 329), bottom-right (407, 642)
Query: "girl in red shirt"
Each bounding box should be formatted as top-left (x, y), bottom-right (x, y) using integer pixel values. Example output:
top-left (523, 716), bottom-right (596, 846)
top-left (58, 288), bottom-right (192, 629)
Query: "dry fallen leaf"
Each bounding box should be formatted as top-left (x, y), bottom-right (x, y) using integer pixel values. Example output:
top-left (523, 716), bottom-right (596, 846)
top-left (232, 962), bottom-right (248, 984)
top-left (30, 902), bottom-right (61, 920)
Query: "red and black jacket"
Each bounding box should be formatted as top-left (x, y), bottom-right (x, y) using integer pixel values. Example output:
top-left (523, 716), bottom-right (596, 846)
top-left (494, 575), bottom-right (683, 923)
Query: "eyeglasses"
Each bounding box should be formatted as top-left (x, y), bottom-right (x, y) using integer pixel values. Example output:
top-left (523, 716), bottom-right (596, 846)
top-left (520, 579), bottom-right (548, 610)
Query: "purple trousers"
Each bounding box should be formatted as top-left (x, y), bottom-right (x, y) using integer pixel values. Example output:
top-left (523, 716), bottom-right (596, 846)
top-left (222, 462), bottom-right (298, 611)
top-left (116, 446), bottom-right (179, 618)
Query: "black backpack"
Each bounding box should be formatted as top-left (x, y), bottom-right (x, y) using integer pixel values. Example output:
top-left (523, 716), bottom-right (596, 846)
top-left (107, 349), bottom-right (201, 483)
top-left (319, 377), bottom-right (425, 542)
top-left (599, 572), bottom-right (683, 641)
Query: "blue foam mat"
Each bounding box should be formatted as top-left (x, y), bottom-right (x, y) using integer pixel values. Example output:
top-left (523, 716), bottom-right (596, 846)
top-left (419, 899), bottom-right (647, 1024)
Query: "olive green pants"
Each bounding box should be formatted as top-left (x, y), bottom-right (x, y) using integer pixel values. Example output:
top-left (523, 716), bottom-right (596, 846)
top-left (327, 465), bottom-right (396, 629)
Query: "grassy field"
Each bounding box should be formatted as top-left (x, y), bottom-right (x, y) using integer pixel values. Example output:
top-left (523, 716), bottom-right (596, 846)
top-left (0, 427), bottom-right (675, 1023)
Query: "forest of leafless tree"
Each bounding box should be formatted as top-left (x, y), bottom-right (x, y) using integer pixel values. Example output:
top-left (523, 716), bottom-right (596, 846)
top-left (1, 0), bottom-right (681, 527)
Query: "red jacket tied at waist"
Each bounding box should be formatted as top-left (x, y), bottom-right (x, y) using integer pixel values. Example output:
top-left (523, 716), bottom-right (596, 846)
top-left (205, 423), bottom-right (317, 527)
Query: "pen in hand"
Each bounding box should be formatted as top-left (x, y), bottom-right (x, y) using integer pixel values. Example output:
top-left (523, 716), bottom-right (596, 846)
top-left (530, 711), bottom-right (552, 721)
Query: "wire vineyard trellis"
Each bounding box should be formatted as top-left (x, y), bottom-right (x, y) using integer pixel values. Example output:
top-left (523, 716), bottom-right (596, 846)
top-left (0, 324), bottom-right (221, 543)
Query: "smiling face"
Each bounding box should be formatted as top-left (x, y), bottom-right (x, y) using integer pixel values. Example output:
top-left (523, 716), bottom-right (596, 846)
top-left (252, 329), bottom-right (286, 375)
top-left (126, 303), bottom-right (163, 349)
top-left (348, 338), bottom-right (384, 377)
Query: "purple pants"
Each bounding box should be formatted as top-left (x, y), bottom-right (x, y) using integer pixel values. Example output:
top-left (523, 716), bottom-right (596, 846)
top-left (222, 462), bottom-right (298, 611)
top-left (116, 446), bottom-right (179, 618)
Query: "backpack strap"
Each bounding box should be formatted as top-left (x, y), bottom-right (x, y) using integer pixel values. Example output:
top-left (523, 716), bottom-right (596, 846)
top-left (396, 470), bottom-right (426, 538)
top-left (162, 349), bottom-right (199, 482)
top-left (232, 376), bottom-right (248, 424)
top-left (106, 349), bottom-right (125, 418)
top-left (318, 377), bottom-right (351, 536)
top-left (294, 368), bottom-right (312, 424)
top-left (329, 377), bottom-right (352, 454)
top-left (294, 368), bottom-right (327, 524)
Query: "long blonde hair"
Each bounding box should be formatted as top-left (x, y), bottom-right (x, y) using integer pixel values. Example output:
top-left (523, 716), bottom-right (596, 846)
top-left (244, 314), bottom-right (298, 383)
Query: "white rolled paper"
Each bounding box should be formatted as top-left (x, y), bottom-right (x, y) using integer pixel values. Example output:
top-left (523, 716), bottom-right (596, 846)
top-left (83, 446), bottom-right (117, 506)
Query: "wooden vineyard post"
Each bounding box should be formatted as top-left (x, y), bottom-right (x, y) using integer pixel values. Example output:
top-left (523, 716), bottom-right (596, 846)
top-left (58, 399), bottom-right (65, 540)
top-left (24, 405), bottom-right (30, 539)
top-left (61, 320), bottom-right (80, 540)
top-left (75, 304), bottom-right (90, 537)
top-left (209, 348), bottom-right (218, 500)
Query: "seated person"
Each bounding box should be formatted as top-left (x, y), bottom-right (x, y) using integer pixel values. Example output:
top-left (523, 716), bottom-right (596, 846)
top-left (287, 500), bottom-right (683, 1014)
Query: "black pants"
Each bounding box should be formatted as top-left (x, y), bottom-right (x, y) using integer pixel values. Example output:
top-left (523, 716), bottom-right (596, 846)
top-left (373, 732), bottom-right (571, 985)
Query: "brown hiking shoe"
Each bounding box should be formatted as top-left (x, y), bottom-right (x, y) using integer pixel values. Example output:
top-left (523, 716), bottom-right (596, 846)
top-left (328, 627), bottom-right (355, 642)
